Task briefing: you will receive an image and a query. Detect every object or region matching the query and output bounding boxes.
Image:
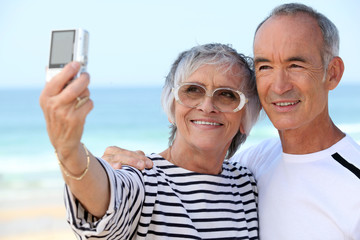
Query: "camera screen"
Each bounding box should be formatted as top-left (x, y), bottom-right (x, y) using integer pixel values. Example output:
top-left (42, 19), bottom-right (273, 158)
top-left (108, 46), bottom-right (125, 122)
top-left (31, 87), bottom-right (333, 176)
top-left (49, 30), bottom-right (75, 67)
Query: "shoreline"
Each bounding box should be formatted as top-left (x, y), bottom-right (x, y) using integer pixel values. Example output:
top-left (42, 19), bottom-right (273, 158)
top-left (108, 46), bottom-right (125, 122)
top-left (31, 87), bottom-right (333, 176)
top-left (0, 188), bottom-right (76, 240)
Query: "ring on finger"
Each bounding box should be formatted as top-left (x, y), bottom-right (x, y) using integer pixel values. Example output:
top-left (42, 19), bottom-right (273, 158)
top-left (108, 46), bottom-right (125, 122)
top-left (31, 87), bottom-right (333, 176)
top-left (75, 96), bottom-right (89, 109)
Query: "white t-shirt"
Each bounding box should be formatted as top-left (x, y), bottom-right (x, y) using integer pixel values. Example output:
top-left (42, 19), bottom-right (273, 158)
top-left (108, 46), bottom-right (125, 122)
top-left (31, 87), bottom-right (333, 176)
top-left (232, 134), bottom-right (360, 240)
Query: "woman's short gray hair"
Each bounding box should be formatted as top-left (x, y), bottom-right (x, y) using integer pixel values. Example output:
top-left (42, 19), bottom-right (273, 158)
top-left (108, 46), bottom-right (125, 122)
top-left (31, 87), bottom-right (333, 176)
top-left (255, 3), bottom-right (340, 68)
top-left (161, 43), bottom-right (261, 159)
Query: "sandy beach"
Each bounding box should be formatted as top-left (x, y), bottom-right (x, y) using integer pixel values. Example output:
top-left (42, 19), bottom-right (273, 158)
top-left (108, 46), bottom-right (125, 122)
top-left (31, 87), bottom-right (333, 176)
top-left (0, 188), bottom-right (76, 240)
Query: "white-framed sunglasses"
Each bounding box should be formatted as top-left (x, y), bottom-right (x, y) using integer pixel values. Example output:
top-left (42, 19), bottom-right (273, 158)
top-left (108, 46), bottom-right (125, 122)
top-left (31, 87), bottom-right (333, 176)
top-left (172, 82), bottom-right (248, 113)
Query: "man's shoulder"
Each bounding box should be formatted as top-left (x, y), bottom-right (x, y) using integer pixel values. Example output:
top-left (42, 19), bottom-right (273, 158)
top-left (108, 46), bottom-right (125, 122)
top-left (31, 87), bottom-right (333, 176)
top-left (343, 134), bottom-right (360, 151)
top-left (246, 138), bottom-right (281, 153)
top-left (335, 134), bottom-right (360, 168)
top-left (237, 137), bottom-right (281, 159)
top-left (230, 138), bottom-right (282, 175)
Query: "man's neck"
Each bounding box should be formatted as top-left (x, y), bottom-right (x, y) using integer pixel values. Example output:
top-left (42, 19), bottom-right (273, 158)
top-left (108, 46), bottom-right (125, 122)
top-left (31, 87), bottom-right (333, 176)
top-left (278, 118), bottom-right (345, 154)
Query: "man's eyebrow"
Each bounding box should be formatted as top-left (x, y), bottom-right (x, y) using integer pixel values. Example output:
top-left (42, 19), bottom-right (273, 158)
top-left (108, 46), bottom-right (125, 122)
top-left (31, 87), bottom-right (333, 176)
top-left (254, 57), bottom-right (270, 65)
top-left (254, 56), bottom-right (307, 65)
top-left (286, 56), bottom-right (307, 63)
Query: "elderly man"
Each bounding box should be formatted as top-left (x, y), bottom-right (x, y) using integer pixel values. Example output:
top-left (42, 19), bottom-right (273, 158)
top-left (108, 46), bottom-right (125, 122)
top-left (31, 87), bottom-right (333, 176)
top-left (235, 3), bottom-right (360, 239)
top-left (103, 3), bottom-right (360, 239)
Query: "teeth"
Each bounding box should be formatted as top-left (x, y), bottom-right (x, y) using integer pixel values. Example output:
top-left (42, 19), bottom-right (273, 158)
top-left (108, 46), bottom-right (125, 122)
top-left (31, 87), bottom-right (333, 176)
top-left (193, 121), bottom-right (221, 126)
top-left (275, 101), bottom-right (299, 106)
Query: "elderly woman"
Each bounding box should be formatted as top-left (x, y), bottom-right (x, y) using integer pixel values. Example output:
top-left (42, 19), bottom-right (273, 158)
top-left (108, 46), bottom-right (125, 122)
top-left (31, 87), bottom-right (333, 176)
top-left (40, 43), bottom-right (261, 239)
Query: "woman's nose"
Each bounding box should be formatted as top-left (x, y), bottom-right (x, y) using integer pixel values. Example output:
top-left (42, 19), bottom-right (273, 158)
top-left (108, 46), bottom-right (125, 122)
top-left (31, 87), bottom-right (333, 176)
top-left (196, 95), bottom-right (219, 113)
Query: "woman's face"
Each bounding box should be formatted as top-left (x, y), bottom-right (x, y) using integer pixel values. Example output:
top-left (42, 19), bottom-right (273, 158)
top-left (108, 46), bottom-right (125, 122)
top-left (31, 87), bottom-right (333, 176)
top-left (173, 64), bottom-right (246, 154)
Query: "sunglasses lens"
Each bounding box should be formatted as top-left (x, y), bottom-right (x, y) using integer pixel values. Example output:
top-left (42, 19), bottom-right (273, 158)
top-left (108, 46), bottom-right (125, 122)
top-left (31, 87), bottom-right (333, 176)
top-left (176, 84), bottom-right (244, 112)
top-left (178, 84), bottom-right (205, 108)
top-left (213, 89), bottom-right (241, 112)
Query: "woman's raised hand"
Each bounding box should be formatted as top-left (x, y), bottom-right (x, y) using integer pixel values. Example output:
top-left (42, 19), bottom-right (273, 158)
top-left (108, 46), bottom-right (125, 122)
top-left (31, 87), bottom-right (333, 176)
top-left (40, 62), bottom-right (93, 158)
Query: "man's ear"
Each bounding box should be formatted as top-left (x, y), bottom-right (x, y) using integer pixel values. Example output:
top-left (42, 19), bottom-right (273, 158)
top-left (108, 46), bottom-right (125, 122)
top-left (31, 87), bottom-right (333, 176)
top-left (326, 56), bottom-right (345, 90)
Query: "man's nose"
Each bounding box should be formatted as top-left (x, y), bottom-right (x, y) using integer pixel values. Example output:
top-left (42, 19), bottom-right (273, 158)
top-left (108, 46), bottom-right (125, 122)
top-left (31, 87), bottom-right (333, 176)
top-left (271, 69), bottom-right (293, 95)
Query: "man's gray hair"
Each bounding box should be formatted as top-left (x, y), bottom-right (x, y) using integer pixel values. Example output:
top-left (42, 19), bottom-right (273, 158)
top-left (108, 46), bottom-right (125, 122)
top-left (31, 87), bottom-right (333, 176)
top-left (161, 43), bottom-right (261, 159)
top-left (255, 3), bottom-right (340, 67)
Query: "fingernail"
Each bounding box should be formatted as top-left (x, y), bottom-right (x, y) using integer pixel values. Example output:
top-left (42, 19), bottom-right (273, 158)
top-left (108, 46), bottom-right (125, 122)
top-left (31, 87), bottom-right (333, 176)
top-left (137, 161), bottom-right (145, 169)
top-left (146, 159), bottom-right (153, 168)
top-left (71, 62), bottom-right (80, 69)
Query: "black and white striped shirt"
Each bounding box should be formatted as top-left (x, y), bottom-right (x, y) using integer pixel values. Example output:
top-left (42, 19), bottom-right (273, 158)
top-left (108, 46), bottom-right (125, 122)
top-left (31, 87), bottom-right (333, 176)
top-left (65, 154), bottom-right (259, 239)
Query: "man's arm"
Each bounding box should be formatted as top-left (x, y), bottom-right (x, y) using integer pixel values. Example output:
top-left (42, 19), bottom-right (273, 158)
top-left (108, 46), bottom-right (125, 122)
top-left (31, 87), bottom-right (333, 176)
top-left (102, 146), bottom-right (153, 169)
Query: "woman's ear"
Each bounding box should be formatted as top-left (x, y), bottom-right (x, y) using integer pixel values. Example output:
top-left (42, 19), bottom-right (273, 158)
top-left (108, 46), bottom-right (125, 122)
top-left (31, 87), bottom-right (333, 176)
top-left (239, 123), bottom-right (245, 135)
top-left (168, 117), bottom-right (176, 126)
top-left (326, 56), bottom-right (345, 90)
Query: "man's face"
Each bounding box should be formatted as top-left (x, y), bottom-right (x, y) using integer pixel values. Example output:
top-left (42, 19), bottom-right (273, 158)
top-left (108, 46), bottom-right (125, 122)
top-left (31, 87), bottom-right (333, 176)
top-left (253, 14), bottom-right (331, 133)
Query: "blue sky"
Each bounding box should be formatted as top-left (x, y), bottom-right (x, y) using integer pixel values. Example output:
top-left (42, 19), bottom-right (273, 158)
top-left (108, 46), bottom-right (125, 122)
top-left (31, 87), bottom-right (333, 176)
top-left (0, 0), bottom-right (359, 88)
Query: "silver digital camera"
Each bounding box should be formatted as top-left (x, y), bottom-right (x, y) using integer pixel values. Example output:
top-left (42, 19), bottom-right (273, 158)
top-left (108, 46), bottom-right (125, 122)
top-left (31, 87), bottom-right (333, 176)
top-left (46, 28), bottom-right (89, 82)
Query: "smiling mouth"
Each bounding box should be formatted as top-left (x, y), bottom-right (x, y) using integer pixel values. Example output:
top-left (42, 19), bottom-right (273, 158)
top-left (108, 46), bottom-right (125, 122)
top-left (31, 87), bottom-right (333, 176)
top-left (192, 120), bottom-right (222, 126)
top-left (274, 100), bottom-right (300, 107)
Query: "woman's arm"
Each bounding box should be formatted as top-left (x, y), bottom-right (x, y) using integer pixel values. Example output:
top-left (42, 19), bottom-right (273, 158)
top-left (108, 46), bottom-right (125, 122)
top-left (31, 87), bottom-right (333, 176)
top-left (39, 62), bottom-right (109, 218)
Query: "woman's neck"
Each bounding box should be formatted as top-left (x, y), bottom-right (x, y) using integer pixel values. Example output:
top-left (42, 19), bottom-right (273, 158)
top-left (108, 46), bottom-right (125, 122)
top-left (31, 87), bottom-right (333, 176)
top-left (159, 143), bottom-right (227, 175)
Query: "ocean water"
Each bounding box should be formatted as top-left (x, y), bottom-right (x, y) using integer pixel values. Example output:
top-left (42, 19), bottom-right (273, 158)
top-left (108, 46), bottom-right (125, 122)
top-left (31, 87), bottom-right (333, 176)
top-left (0, 84), bottom-right (360, 200)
